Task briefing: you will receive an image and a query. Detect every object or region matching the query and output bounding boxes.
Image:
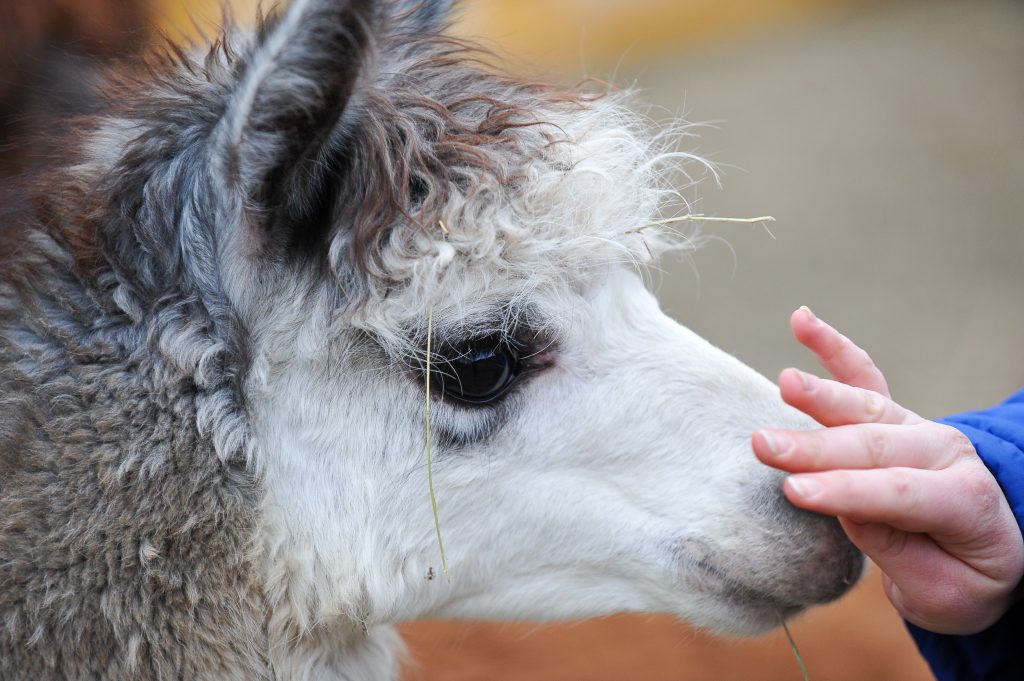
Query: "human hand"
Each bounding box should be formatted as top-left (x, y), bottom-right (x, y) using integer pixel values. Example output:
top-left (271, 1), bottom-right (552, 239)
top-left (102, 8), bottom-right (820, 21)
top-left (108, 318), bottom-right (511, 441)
top-left (753, 307), bottom-right (1024, 634)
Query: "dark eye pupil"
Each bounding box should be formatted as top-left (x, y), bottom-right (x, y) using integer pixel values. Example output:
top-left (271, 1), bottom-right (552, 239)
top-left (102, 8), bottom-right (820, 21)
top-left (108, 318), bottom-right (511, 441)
top-left (436, 341), bottom-right (519, 404)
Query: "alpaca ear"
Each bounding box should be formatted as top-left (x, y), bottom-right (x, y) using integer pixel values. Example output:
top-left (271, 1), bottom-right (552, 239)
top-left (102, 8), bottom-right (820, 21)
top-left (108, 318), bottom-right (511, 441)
top-left (391, 0), bottom-right (456, 33)
top-left (216, 0), bottom-right (377, 240)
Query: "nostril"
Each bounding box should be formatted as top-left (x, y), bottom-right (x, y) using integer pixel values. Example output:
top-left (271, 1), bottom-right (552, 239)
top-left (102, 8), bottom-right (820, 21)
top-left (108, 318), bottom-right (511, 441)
top-left (841, 533), bottom-right (867, 584)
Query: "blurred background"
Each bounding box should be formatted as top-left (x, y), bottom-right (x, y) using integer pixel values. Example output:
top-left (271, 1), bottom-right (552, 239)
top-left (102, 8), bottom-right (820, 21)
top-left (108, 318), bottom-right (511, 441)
top-left (3, 0), bottom-right (1021, 679)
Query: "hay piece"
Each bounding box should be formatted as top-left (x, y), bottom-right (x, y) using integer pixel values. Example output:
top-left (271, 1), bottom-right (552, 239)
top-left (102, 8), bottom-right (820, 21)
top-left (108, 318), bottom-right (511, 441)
top-left (627, 214), bottom-right (777, 240)
top-left (425, 308), bottom-right (451, 581)
top-left (781, 618), bottom-right (810, 681)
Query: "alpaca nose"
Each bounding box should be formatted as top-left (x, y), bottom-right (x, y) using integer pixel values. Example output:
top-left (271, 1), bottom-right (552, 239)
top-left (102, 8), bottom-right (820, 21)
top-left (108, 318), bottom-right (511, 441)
top-left (738, 468), bottom-right (864, 605)
top-left (792, 508), bottom-right (865, 603)
top-left (769, 481), bottom-right (865, 604)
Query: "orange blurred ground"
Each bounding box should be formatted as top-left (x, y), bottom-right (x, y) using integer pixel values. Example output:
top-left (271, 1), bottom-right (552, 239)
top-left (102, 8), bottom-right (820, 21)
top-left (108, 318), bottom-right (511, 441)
top-left (400, 571), bottom-right (933, 681)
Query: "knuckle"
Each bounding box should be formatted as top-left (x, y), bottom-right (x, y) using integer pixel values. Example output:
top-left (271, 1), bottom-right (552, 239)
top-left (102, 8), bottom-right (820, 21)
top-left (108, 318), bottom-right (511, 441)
top-left (889, 469), bottom-right (917, 515)
top-left (822, 381), bottom-right (842, 412)
top-left (893, 470), bottom-right (912, 496)
top-left (961, 465), bottom-right (1003, 521)
top-left (899, 409), bottom-right (921, 426)
top-left (864, 428), bottom-right (892, 468)
top-left (941, 426), bottom-right (977, 461)
top-left (803, 431), bottom-right (826, 467)
top-left (872, 524), bottom-right (908, 557)
top-left (862, 390), bottom-right (887, 422)
top-left (853, 348), bottom-right (876, 374)
top-left (822, 333), bottom-right (850, 363)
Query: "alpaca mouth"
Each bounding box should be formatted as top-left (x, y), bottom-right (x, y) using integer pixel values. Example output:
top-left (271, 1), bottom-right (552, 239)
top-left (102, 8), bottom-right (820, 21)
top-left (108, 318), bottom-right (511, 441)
top-left (672, 536), bottom-right (849, 617)
top-left (690, 555), bottom-right (804, 616)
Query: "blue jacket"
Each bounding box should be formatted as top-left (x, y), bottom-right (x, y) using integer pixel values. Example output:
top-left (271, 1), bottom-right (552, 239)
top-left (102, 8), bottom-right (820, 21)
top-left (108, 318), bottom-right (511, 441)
top-left (908, 388), bottom-right (1024, 681)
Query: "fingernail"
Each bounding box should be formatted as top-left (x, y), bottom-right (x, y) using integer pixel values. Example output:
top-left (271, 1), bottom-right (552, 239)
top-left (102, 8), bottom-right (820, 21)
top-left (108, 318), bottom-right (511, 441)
top-left (759, 430), bottom-right (794, 458)
top-left (786, 476), bottom-right (823, 499)
top-left (800, 305), bottom-right (820, 324)
top-left (786, 368), bottom-right (811, 391)
top-left (780, 368), bottom-right (814, 394)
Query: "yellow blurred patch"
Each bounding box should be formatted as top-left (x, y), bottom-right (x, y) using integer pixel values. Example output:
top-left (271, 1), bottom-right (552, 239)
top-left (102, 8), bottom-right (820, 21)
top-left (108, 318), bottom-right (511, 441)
top-left (456, 0), bottom-right (845, 72)
top-left (153, 0), bottom-right (260, 41)
top-left (155, 0), bottom-right (849, 70)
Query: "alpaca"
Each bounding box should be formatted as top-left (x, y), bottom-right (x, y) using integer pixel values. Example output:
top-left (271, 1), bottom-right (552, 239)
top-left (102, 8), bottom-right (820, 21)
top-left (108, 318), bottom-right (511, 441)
top-left (0, 1), bottom-right (863, 679)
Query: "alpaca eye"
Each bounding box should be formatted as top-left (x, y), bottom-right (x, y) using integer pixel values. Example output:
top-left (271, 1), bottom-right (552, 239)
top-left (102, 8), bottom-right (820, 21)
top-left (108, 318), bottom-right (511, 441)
top-left (434, 338), bottom-right (521, 404)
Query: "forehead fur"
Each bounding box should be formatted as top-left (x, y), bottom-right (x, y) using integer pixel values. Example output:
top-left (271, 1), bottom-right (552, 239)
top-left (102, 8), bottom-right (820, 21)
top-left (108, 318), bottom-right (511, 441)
top-left (333, 52), bottom-right (697, 340)
top-left (62, 11), bottom-right (699, 345)
top-left (361, 86), bottom-right (687, 319)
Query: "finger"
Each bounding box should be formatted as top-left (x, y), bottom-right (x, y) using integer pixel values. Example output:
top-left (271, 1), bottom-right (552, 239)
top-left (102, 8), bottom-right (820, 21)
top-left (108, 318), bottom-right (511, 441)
top-left (778, 368), bottom-right (920, 427)
top-left (754, 422), bottom-right (962, 473)
top-left (839, 518), bottom-right (929, 582)
top-left (780, 467), bottom-right (980, 536)
top-left (840, 519), bottom-right (1013, 635)
top-left (838, 520), bottom-right (973, 629)
top-left (790, 307), bottom-right (890, 396)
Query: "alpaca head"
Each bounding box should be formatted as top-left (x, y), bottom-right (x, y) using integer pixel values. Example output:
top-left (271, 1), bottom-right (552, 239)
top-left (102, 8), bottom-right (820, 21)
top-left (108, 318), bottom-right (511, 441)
top-left (77, 0), bottom-right (861, 652)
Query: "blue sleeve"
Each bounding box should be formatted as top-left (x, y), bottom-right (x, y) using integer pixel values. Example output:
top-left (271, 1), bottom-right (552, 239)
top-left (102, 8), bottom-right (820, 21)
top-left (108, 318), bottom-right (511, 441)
top-left (907, 388), bottom-right (1024, 681)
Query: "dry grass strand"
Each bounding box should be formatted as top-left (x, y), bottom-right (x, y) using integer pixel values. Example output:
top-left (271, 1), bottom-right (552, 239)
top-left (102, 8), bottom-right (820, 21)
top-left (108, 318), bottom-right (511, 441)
top-left (425, 307), bottom-right (450, 581)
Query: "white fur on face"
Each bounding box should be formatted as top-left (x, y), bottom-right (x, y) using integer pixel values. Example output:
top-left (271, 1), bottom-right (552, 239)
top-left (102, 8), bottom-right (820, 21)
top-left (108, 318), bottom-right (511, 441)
top-left (244, 96), bottom-right (860, 673)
